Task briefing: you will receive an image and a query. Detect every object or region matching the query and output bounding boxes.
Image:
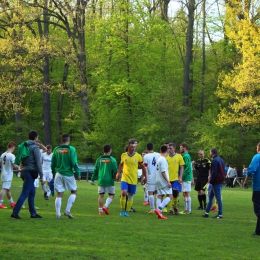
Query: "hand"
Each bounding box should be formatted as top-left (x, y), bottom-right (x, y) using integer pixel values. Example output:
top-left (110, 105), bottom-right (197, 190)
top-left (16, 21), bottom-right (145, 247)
top-left (167, 181), bottom-right (171, 188)
top-left (40, 179), bottom-right (44, 185)
top-left (141, 176), bottom-right (146, 185)
top-left (243, 181), bottom-right (247, 188)
top-left (89, 180), bottom-right (95, 185)
top-left (178, 177), bottom-right (182, 183)
top-left (191, 179), bottom-right (194, 185)
top-left (115, 173), bottom-right (120, 181)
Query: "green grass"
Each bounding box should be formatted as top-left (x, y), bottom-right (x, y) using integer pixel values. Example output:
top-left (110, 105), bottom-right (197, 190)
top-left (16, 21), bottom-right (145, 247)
top-left (0, 177), bottom-right (258, 260)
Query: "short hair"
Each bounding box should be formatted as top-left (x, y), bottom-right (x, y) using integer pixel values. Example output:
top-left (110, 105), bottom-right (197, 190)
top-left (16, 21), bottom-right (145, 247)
top-left (160, 145), bottom-right (168, 153)
top-left (104, 144), bottom-right (111, 153)
top-left (28, 130), bottom-right (38, 140)
top-left (46, 145), bottom-right (52, 150)
top-left (243, 165), bottom-right (246, 168)
top-left (180, 142), bottom-right (189, 150)
top-left (61, 133), bottom-right (70, 143)
top-left (7, 141), bottom-right (16, 149)
top-left (146, 142), bottom-right (153, 151)
top-left (142, 150), bottom-right (148, 155)
top-left (169, 143), bottom-right (176, 148)
top-left (129, 138), bottom-right (137, 145)
top-left (211, 148), bottom-right (218, 155)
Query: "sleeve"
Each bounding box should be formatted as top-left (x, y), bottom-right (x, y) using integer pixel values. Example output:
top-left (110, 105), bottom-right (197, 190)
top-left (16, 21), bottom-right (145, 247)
top-left (210, 159), bottom-right (218, 184)
top-left (11, 154), bottom-right (15, 164)
top-left (138, 154), bottom-right (143, 164)
top-left (91, 158), bottom-right (99, 182)
top-left (70, 147), bottom-right (81, 177)
top-left (183, 155), bottom-right (190, 175)
top-left (247, 155), bottom-right (260, 177)
top-left (112, 157), bottom-right (118, 177)
top-left (179, 155), bottom-right (185, 166)
top-left (120, 154), bottom-right (124, 165)
top-left (51, 149), bottom-right (57, 177)
top-left (34, 147), bottom-right (43, 179)
top-left (160, 159), bottom-right (167, 173)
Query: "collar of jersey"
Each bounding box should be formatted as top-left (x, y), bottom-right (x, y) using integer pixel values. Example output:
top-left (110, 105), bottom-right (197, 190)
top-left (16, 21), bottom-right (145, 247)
top-left (127, 152), bottom-right (136, 157)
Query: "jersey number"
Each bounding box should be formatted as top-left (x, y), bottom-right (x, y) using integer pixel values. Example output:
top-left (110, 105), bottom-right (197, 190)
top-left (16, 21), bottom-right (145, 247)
top-left (152, 157), bottom-right (156, 166)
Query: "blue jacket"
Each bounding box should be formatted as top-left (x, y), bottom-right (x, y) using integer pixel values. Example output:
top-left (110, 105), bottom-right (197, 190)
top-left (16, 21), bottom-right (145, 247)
top-left (210, 155), bottom-right (225, 185)
top-left (247, 153), bottom-right (260, 191)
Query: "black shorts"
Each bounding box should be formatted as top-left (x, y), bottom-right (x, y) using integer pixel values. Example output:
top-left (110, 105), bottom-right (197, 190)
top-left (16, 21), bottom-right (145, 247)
top-left (195, 176), bottom-right (208, 191)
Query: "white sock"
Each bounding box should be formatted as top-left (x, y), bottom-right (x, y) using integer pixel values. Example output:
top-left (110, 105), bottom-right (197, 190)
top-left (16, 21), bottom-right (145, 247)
top-left (47, 189), bottom-right (51, 197)
top-left (66, 194), bottom-right (76, 212)
top-left (0, 199), bottom-right (3, 205)
top-left (149, 195), bottom-right (154, 210)
top-left (42, 184), bottom-right (47, 192)
top-left (55, 197), bottom-right (62, 216)
top-left (184, 198), bottom-right (188, 211)
top-left (104, 197), bottom-right (113, 208)
top-left (99, 207), bottom-right (103, 212)
top-left (9, 198), bottom-right (14, 204)
top-left (144, 190), bottom-right (149, 202)
top-left (156, 198), bottom-right (162, 210)
top-left (160, 197), bottom-right (170, 209)
top-left (188, 197), bottom-right (191, 212)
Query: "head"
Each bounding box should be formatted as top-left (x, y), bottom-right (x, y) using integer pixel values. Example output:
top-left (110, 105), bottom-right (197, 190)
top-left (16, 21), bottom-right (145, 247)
top-left (28, 130), bottom-right (39, 141)
top-left (104, 144), bottom-right (112, 155)
top-left (168, 143), bottom-right (176, 155)
top-left (127, 140), bottom-right (136, 154)
top-left (7, 141), bottom-right (16, 152)
top-left (210, 148), bottom-right (218, 158)
top-left (61, 133), bottom-right (70, 144)
top-left (46, 145), bottom-right (52, 155)
top-left (129, 138), bottom-right (137, 150)
top-left (146, 142), bottom-right (154, 152)
top-left (180, 142), bottom-right (189, 153)
top-left (160, 145), bottom-right (168, 156)
top-left (243, 165), bottom-right (246, 169)
top-left (142, 150), bottom-right (148, 159)
top-left (198, 150), bottom-right (204, 159)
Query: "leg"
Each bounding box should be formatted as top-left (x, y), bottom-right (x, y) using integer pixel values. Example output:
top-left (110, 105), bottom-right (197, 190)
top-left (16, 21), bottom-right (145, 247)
top-left (0, 188), bottom-right (7, 206)
top-left (252, 191), bottom-right (260, 234)
top-left (213, 184), bottom-right (223, 215)
top-left (28, 185), bottom-right (37, 216)
top-left (205, 186), bottom-right (215, 213)
top-left (98, 193), bottom-right (104, 209)
top-left (55, 191), bottom-right (64, 217)
top-left (65, 190), bottom-right (77, 213)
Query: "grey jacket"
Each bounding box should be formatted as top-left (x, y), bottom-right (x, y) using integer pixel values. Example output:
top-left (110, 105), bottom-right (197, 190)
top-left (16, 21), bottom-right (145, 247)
top-left (20, 140), bottom-right (43, 179)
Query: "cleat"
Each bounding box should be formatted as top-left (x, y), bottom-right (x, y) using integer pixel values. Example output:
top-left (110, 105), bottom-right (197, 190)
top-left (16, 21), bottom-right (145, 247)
top-left (102, 206), bottom-right (109, 215)
top-left (0, 204), bottom-right (7, 209)
top-left (197, 206), bottom-right (204, 210)
top-left (44, 192), bottom-right (47, 199)
top-left (173, 207), bottom-right (179, 215)
top-left (10, 202), bottom-right (16, 208)
top-left (154, 209), bottom-right (162, 217)
top-left (11, 213), bottom-right (21, 219)
top-left (213, 214), bottom-right (223, 219)
top-left (99, 211), bottom-right (104, 215)
top-left (31, 214), bottom-right (42, 218)
top-left (56, 215), bottom-right (62, 219)
top-left (168, 210), bottom-right (173, 215)
top-left (130, 207), bottom-right (136, 212)
top-left (64, 211), bottom-right (74, 219)
top-left (147, 210), bottom-right (155, 214)
top-left (120, 210), bottom-right (125, 217)
top-left (124, 211), bottom-right (129, 217)
top-left (252, 232), bottom-right (260, 236)
top-left (158, 214), bottom-right (167, 220)
top-left (35, 207), bottom-right (40, 210)
top-left (179, 210), bottom-right (192, 215)
top-left (202, 213), bottom-right (209, 218)
top-left (143, 201), bottom-right (149, 206)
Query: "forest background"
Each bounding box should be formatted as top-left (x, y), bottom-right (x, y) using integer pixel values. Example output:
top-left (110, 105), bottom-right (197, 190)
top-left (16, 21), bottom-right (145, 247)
top-left (0, 0), bottom-right (259, 172)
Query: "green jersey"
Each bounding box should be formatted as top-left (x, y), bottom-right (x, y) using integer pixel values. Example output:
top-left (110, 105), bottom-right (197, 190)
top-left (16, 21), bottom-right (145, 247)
top-left (91, 155), bottom-right (118, 186)
top-left (51, 144), bottom-right (81, 177)
top-left (182, 152), bottom-right (193, 181)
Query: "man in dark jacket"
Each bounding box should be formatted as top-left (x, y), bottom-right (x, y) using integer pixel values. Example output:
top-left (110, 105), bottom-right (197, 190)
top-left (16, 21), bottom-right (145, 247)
top-left (202, 148), bottom-right (225, 219)
top-left (11, 130), bottom-right (43, 219)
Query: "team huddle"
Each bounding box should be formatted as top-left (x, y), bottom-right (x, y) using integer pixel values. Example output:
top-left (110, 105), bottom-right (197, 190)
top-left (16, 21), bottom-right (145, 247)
top-left (0, 131), bottom-right (225, 220)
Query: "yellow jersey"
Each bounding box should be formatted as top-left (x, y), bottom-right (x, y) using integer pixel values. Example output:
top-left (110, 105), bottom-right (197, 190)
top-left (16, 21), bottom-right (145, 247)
top-left (166, 153), bottom-right (185, 182)
top-left (120, 152), bottom-right (143, 185)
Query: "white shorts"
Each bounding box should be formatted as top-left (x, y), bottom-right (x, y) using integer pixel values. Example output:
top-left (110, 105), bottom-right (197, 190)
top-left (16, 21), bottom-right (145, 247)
top-left (2, 181), bottom-right (12, 189)
top-left (54, 173), bottom-right (77, 192)
top-left (43, 172), bottom-right (53, 182)
top-left (157, 187), bottom-right (172, 195)
top-left (98, 186), bottom-right (115, 194)
top-left (182, 181), bottom-right (192, 192)
top-left (146, 184), bottom-right (156, 192)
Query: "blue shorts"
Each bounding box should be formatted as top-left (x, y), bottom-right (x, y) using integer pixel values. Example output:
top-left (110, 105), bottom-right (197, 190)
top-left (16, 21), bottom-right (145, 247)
top-left (171, 180), bottom-right (182, 192)
top-left (121, 181), bottom-right (137, 195)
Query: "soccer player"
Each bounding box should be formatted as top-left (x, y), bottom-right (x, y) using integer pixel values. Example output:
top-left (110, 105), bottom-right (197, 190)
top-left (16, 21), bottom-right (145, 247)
top-left (166, 143), bottom-right (184, 215)
top-left (90, 144), bottom-right (118, 215)
top-left (154, 145), bottom-right (172, 220)
top-left (41, 145), bottom-right (53, 200)
top-left (140, 150), bottom-right (149, 206)
top-left (193, 150), bottom-right (211, 210)
top-left (143, 143), bottom-right (160, 213)
top-left (179, 142), bottom-right (193, 214)
top-left (115, 140), bottom-right (147, 217)
top-left (0, 142), bottom-right (19, 209)
top-left (51, 134), bottom-right (81, 219)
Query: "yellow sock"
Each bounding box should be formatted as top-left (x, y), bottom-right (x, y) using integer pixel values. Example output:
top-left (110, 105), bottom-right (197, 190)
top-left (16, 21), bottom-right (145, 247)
top-left (120, 196), bottom-right (126, 210)
top-left (126, 199), bottom-right (133, 211)
top-left (173, 197), bottom-right (178, 208)
top-left (167, 199), bottom-right (173, 211)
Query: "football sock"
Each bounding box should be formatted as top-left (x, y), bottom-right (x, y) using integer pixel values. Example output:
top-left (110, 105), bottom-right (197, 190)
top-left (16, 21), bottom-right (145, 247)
top-left (159, 197), bottom-right (170, 210)
top-left (99, 208), bottom-right (103, 213)
top-left (167, 199), bottom-right (173, 211)
top-left (173, 197), bottom-right (178, 208)
top-left (202, 194), bottom-right (206, 207)
top-left (66, 194), bottom-right (76, 212)
top-left (42, 184), bottom-right (47, 192)
top-left (104, 197), bottom-right (113, 208)
top-left (144, 190), bottom-right (149, 202)
top-left (120, 196), bottom-right (126, 210)
top-left (187, 197), bottom-right (191, 212)
top-left (149, 195), bottom-right (154, 210)
top-left (55, 197), bottom-right (62, 216)
top-left (156, 198), bottom-right (162, 210)
top-left (184, 198), bottom-right (188, 211)
top-left (126, 194), bottom-right (133, 211)
top-left (9, 198), bottom-right (14, 204)
top-left (47, 189), bottom-right (51, 197)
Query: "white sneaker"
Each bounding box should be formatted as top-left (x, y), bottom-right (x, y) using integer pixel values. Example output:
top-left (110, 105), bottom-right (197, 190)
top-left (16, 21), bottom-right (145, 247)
top-left (64, 211), bottom-right (74, 219)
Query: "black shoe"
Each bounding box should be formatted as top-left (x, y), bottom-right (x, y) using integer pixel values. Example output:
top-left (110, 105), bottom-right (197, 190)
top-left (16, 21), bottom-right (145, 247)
top-left (31, 214), bottom-right (42, 218)
top-left (45, 197), bottom-right (49, 200)
top-left (252, 232), bottom-right (260, 236)
top-left (44, 192), bottom-right (47, 199)
top-left (213, 214), bottom-right (223, 219)
top-left (11, 213), bottom-right (22, 219)
top-left (202, 213), bottom-right (209, 218)
top-left (130, 207), bottom-right (136, 213)
top-left (197, 206), bottom-right (203, 210)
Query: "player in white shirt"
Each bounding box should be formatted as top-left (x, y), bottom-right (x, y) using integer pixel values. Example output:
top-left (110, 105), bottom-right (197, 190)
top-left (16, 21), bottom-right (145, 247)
top-left (143, 142), bottom-right (160, 213)
top-left (0, 142), bottom-right (19, 209)
top-left (154, 145), bottom-right (173, 220)
top-left (41, 145), bottom-right (53, 200)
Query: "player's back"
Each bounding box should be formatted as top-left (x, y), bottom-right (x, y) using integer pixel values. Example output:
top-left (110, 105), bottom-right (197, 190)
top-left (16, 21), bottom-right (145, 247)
top-left (144, 152), bottom-right (160, 184)
top-left (156, 156), bottom-right (169, 189)
top-left (0, 152), bottom-right (15, 180)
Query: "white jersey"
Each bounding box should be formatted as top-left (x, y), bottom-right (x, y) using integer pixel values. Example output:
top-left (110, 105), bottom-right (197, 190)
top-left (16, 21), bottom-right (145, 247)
top-left (41, 152), bottom-right (52, 173)
top-left (156, 156), bottom-right (169, 190)
top-left (0, 152), bottom-right (15, 182)
top-left (144, 152), bottom-right (160, 185)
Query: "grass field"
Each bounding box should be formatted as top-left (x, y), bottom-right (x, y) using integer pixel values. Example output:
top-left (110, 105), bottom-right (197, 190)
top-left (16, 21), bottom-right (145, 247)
top-left (0, 176), bottom-right (258, 260)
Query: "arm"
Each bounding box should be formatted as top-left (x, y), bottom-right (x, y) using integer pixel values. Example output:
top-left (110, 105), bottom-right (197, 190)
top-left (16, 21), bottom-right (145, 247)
top-left (161, 171), bottom-right (171, 188)
top-left (178, 165), bottom-right (184, 183)
top-left (91, 159), bottom-right (99, 184)
top-left (71, 148), bottom-right (81, 180)
top-left (37, 141), bottom-right (47, 152)
top-left (209, 159), bottom-right (218, 184)
top-left (33, 147), bottom-right (44, 182)
top-left (115, 163), bottom-right (123, 181)
top-left (140, 163), bottom-right (147, 184)
top-left (51, 150), bottom-right (56, 178)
